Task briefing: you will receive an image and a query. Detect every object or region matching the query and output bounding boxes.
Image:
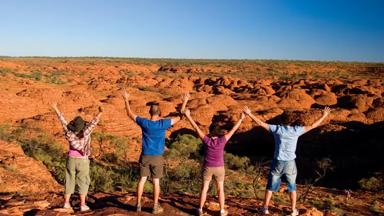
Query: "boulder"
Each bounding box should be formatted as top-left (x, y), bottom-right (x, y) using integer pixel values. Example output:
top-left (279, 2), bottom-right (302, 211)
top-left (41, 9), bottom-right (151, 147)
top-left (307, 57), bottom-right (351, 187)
top-left (278, 89), bottom-right (315, 109)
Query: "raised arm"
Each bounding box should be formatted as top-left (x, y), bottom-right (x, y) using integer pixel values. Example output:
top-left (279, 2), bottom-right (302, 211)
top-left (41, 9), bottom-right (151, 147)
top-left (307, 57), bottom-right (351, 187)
top-left (243, 106), bottom-right (269, 131)
top-left (170, 93), bottom-right (191, 125)
top-left (184, 109), bottom-right (205, 140)
top-left (83, 106), bottom-right (103, 136)
top-left (52, 103), bottom-right (69, 133)
top-left (304, 107), bottom-right (331, 133)
top-left (123, 90), bottom-right (138, 121)
top-left (224, 112), bottom-right (246, 141)
top-left (180, 93), bottom-right (190, 114)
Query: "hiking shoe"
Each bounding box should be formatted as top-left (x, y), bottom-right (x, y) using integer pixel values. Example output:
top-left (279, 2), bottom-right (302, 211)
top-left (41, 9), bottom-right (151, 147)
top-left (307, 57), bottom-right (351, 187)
top-left (220, 209), bottom-right (228, 216)
top-left (80, 205), bottom-right (90, 212)
top-left (195, 208), bottom-right (204, 216)
top-left (136, 203), bottom-right (142, 212)
top-left (259, 206), bottom-right (270, 215)
top-left (152, 203), bottom-right (164, 214)
top-left (63, 202), bottom-right (72, 209)
top-left (291, 208), bottom-right (299, 216)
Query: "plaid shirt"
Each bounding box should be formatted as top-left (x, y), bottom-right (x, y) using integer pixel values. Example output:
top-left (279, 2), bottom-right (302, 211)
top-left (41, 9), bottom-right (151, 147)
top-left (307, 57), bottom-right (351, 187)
top-left (56, 111), bottom-right (100, 157)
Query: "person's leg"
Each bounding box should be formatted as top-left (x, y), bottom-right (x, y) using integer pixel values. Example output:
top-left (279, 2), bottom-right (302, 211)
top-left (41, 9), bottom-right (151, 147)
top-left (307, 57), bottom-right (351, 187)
top-left (64, 158), bottom-right (76, 207)
top-left (285, 160), bottom-right (298, 212)
top-left (290, 191), bottom-right (297, 210)
top-left (199, 180), bottom-right (211, 210)
top-left (76, 158), bottom-right (90, 208)
top-left (151, 156), bottom-right (164, 207)
top-left (137, 176), bottom-right (147, 206)
top-left (153, 178), bottom-right (160, 205)
top-left (216, 180), bottom-right (225, 212)
top-left (263, 160), bottom-right (282, 213)
top-left (137, 155), bottom-right (150, 208)
top-left (263, 190), bottom-right (273, 207)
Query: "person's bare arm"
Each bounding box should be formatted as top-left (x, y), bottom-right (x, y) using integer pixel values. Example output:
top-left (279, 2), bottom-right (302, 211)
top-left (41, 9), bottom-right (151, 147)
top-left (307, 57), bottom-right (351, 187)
top-left (304, 107), bottom-right (331, 133)
top-left (83, 106), bottom-right (103, 136)
top-left (224, 112), bottom-right (246, 141)
top-left (184, 109), bottom-right (205, 139)
top-left (243, 106), bottom-right (269, 131)
top-left (123, 90), bottom-right (138, 121)
top-left (180, 93), bottom-right (190, 114)
top-left (169, 93), bottom-right (190, 125)
top-left (52, 103), bottom-right (69, 133)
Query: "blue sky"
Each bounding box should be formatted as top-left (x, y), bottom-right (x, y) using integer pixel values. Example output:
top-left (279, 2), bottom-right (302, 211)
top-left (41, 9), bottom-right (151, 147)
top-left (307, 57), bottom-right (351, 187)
top-left (0, 0), bottom-right (383, 62)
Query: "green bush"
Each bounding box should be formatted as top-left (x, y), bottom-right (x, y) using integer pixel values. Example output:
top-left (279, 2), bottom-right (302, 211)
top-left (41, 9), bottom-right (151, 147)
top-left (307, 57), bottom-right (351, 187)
top-left (224, 152), bottom-right (250, 170)
top-left (359, 176), bottom-right (384, 191)
top-left (165, 134), bottom-right (203, 160)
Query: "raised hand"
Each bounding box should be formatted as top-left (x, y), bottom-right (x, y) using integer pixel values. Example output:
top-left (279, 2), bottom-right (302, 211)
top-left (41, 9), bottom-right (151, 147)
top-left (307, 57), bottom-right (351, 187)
top-left (181, 93), bottom-right (190, 102)
top-left (323, 106), bottom-right (331, 116)
top-left (240, 112), bottom-right (246, 120)
top-left (123, 90), bottom-right (130, 101)
top-left (51, 102), bottom-right (58, 111)
top-left (243, 106), bottom-right (252, 115)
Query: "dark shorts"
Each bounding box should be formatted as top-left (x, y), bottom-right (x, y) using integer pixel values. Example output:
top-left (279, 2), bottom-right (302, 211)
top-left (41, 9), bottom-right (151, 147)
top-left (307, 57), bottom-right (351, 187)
top-left (139, 155), bottom-right (164, 178)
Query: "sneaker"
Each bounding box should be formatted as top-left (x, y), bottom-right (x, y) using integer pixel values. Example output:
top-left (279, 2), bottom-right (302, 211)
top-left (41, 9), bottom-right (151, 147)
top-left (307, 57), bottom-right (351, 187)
top-left (196, 208), bottom-right (204, 216)
top-left (152, 203), bottom-right (164, 214)
top-left (291, 208), bottom-right (299, 216)
top-left (259, 206), bottom-right (270, 215)
top-left (80, 205), bottom-right (90, 212)
top-left (63, 202), bottom-right (72, 209)
top-left (136, 203), bottom-right (142, 212)
top-left (220, 209), bottom-right (228, 216)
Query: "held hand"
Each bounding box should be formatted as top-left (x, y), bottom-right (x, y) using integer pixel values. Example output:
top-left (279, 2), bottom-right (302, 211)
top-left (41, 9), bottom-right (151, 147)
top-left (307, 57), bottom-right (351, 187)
top-left (323, 106), bottom-right (331, 116)
top-left (243, 106), bottom-right (251, 115)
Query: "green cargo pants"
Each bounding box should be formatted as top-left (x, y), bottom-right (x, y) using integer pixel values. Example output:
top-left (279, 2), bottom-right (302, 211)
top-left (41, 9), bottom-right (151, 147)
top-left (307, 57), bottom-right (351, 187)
top-left (65, 157), bottom-right (90, 195)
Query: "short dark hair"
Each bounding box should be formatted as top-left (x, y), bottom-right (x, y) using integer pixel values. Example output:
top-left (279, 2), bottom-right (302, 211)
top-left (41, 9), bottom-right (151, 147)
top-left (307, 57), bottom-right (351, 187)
top-left (209, 124), bottom-right (225, 137)
top-left (149, 105), bottom-right (161, 116)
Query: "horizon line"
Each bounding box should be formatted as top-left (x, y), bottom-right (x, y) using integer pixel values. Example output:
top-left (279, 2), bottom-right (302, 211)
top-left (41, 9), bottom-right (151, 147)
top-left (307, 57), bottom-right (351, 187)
top-left (0, 55), bottom-right (383, 64)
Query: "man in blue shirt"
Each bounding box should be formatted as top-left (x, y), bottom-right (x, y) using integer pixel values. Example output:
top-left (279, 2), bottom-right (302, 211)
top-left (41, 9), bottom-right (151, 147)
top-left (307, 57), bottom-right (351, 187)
top-left (243, 106), bottom-right (331, 216)
top-left (123, 90), bottom-right (189, 214)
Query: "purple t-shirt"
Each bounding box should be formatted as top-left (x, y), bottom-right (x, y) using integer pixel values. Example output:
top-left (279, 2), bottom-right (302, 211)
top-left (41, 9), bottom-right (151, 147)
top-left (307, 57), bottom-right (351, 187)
top-left (202, 135), bottom-right (227, 167)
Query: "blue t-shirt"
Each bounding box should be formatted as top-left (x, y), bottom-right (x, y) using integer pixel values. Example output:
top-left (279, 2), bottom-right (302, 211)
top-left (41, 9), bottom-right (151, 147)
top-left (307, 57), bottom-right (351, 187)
top-left (269, 125), bottom-right (306, 161)
top-left (136, 116), bottom-right (172, 155)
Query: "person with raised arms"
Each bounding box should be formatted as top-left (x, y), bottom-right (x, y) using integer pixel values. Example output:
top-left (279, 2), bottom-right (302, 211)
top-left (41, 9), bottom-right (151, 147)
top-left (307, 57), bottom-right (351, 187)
top-left (243, 106), bottom-right (331, 216)
top-left (184, 105), bottom-right (246, 216)
top-left (123, 90), bottom-right (189, 214)
top-left (52, 103), bottom-right (103, 212)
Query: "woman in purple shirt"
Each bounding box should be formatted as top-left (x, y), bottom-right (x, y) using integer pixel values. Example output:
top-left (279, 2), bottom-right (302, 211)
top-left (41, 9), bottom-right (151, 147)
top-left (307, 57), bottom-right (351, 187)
top-left (184, 108), bottom-right (245, 216)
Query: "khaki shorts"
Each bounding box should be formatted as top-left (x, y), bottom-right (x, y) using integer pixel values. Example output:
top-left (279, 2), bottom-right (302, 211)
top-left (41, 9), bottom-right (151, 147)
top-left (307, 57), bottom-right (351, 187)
top-left (202, 166), bottom-right (225, 182)
top-left (140, 155), bottom-right (164, 178)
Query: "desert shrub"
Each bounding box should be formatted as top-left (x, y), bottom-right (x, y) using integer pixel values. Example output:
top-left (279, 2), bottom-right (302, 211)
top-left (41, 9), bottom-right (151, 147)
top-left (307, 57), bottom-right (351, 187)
top-left (359, 176), bottom-right (384, 191)
top-left (165, 134), bottom-right (203, 160)
top-left (14, 71), bottom-right (42, 81)
top-left (165, 160), bottom-right (201, 194)
top-left (224, 152), bottom-right (250, 170)
top-left (44, 71), bottom-right (65, 84)
top-left (89, 163), bottom-right (115, 192)
top-left (18, 134), bottom-right (67, 184)
top-left (0, 67), bottom-right (13, 76)
top-left (93, 132), bottom-right (129, 162)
